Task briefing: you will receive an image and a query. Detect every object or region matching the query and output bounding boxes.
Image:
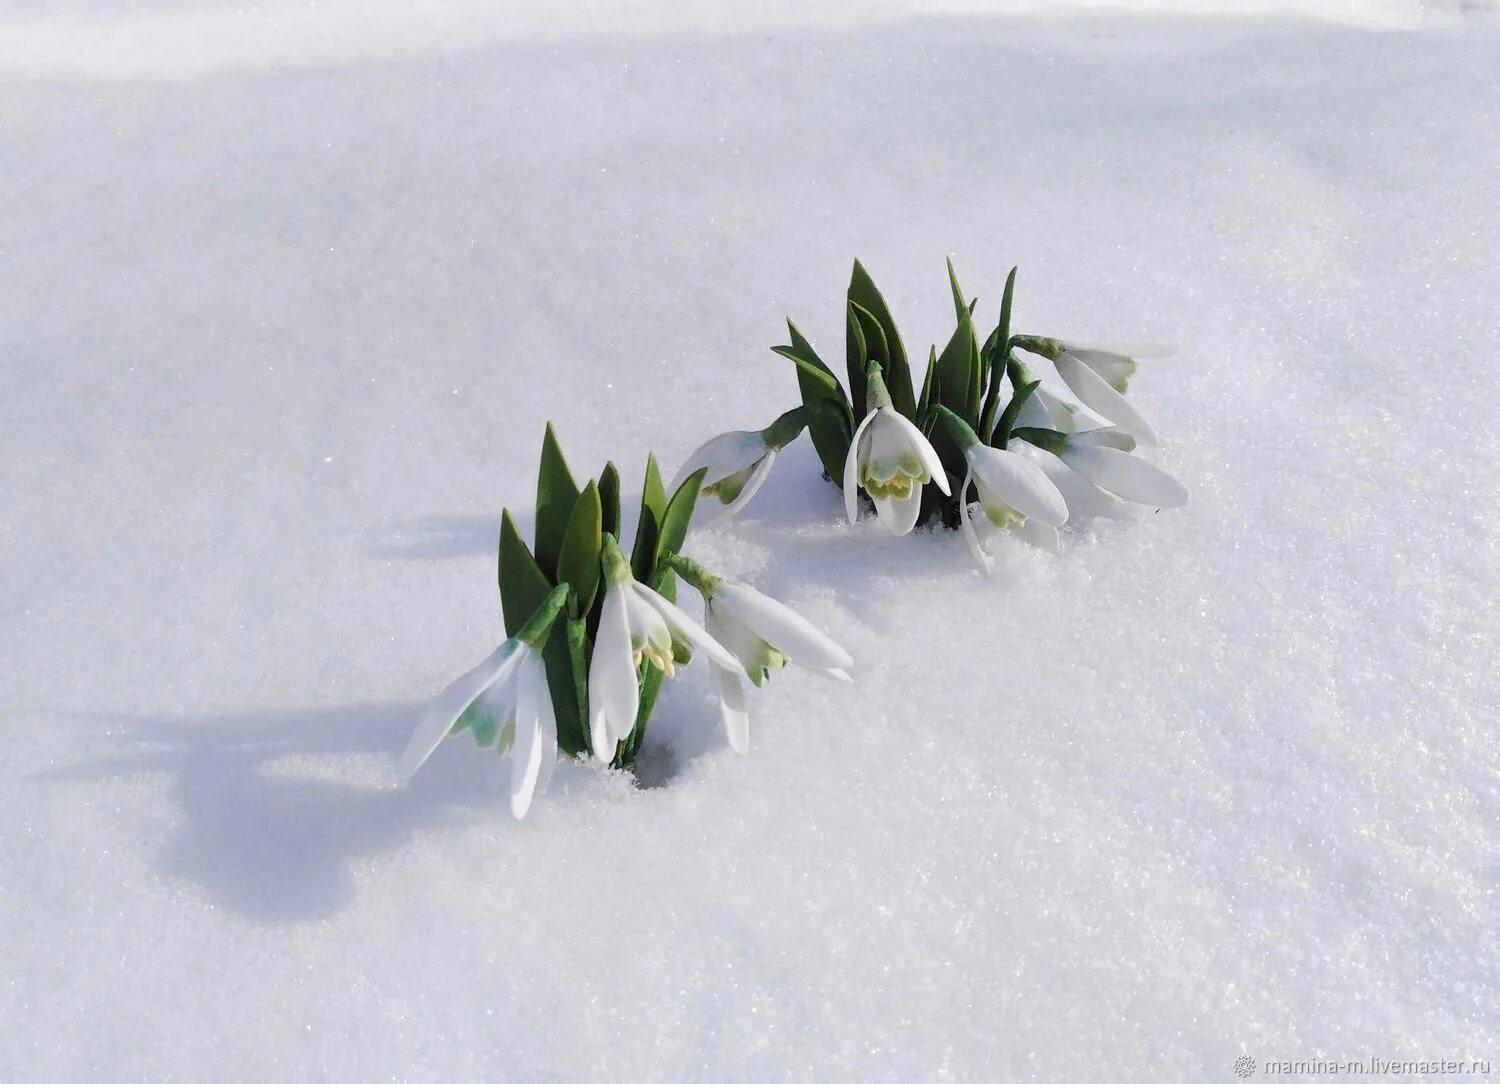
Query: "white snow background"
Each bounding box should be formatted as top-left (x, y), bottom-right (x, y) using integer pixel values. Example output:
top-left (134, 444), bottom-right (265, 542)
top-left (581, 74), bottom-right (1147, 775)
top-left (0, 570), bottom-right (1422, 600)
top-left (2, 1), bottom-right (1498, 1080)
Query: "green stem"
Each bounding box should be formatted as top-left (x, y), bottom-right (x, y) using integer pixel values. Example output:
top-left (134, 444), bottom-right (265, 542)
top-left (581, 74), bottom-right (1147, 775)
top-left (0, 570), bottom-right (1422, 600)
top-left (514, 583), bottom-right (572, 650)
top-left (660, 554), bottom-right (722, 599)
top-left (864, 359), bottom-right (894, 413)
top-left (600, 532), bottom-right (633, 585)
top-left (759, 406), bottom-right (809, 451)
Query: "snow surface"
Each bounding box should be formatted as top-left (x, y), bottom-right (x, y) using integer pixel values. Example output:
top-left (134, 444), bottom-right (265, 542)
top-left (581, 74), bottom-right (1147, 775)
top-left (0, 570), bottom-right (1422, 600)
top-left (3, 3), bottom-right (1498, 1081)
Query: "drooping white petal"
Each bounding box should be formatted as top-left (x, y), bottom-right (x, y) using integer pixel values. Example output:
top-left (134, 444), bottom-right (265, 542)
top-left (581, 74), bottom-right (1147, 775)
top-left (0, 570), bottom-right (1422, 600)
top-left (631, 583), bottom-right (746, 676)
top-left (534, 687), bottom-right (558, 799)
top-left (711, 662), bottom-right (751, 754)
top-left (588, 584), bottom-right (638, 759)
top-left (1069, 427), bottom-right (1136, 452)
top-left (1054, 352), bottom-right (1158, 446)
top-left (1013, 389), bottom-right (1054, 432)
top-left (398, 641), bottom-right (522, 781)
top-left (706, 605), bottom-right (768, 676)
top-left (968, 446), bottom-right (1069, 528)
top-left (871, 486), bottom-right (924, 536)
top-left (843, 408), bottom-right (880, 524)
top-left (622, 584), bottom-right (672, 655)
top-left (884, 409), bottom-right (951, 494)
top-left (668, 429), bottom-right (767, 492)
top-left (702, 448), bottom-right (775, 527)
top-left (508, 652), bottom-right (548, 820)
top-left (959, 470), bottom-right (996, 575)
top-left (1061, 445), bottom-right (1188, 508)
top-left (713, 582), bottom-right (853, 672)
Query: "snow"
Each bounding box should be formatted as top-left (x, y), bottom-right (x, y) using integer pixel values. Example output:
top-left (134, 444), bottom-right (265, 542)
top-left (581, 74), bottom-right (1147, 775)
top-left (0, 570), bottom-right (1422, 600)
top-left (3, 3), bottom-right (1498, 1080)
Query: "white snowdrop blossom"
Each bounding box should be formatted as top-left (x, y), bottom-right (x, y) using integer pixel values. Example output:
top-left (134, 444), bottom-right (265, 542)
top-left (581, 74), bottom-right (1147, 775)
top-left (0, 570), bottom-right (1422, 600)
top-left (843, 406), bottom-right (951, 535)
top-left (703, 581), bottom-right (853, 753)
top-left (1013, 383), bottom-right (1083, 434)
top-left (1034, 428), bottom-right (1189, 509)
top-left (959, 442), bottom-right (1070, 570)
top-left (1016, 338), bottom-right (1171, 447)
top-left (670, 408), bottom-right (807, 526)
top-left (590, 539), bottom-right (747, 761)
top-left (398, 640), bottom-right (557, 820)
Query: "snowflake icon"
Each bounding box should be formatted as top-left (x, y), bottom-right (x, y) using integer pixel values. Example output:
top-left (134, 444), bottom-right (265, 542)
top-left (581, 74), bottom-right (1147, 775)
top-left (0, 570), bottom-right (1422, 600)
top-left (1233, 1055), bottom-right (1256, 1078)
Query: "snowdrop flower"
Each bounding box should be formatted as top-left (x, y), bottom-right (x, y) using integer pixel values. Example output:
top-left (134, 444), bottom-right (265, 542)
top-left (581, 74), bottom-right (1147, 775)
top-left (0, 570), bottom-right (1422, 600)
top-left (706, 581), bottom-right (852, 753)
top-left (590, 534), bottom-right (747, 761)
top-left (844, 363), bottom-right (950, 535)
top-left (932, 405), bottom-right (1069, 569)
top-left (660, 554), bottom-right (852, 753)
top-left (1013, 337), bottom-right (1169, 447)
top-left (1013, 381), bottom-right (1082, 434)
top-left (670, 407), bottom-right (807, 526)
top-left (1014, 426), bottom-right (1188, 509)
top-left (398, 585), bottom-right (569, 819)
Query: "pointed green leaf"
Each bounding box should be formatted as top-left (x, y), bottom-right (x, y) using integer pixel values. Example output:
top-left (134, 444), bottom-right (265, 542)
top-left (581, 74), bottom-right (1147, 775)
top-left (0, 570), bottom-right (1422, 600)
top-left (772, 345), bottom-right (843, 399)
top-left (785, 319), bottom-right (837, 379)
top-left (641, 453), bottom-right (667, 525)
top-left (849, 260), bottom-right (916, 418)
top-left (534, 423), bottom-right (580, 579)
top-left (845, 302), bottom-right (869, 418)
top-left (557, 481), bottom-right (603, 617)
top-left (499, 509), bottom-right (554, 635)
top-left (775, 343), bottom-right (853, 482)
top-left (946, 257), bottom-right (967, 322)
top-left (598, 461), bottom-right (621, 540)
top-left (995, 379), bottom-right (1042, 448)
top-left (630, 505), bottom-right (660, 584)
top-left (934, 313), bottom-right (979, 423)
top-left (918, 344), bottom-right (937, 417)
top-left (557, 615), bottom-right (589, 756)
top-left (657, 468), bottom-right (707, 560)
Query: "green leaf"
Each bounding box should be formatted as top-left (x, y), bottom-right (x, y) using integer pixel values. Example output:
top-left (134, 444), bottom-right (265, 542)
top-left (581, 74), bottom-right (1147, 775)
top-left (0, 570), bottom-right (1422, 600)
top-left (917, 344), bottom-right (937, 417)
top-left (499, 509), bottom-right (554, 636)
top-left (946, 256), bottom-right (967, 322)
top-left (934, 312), bottom-right (979, 424)
top-left (598, 461), bottom-right (621, 540)
top-left (845, 301), bottom-right (869, 418)
top-left (630, 505), bottom-right (660, 584)
top-left (997, 266), bottom-right (1018, 355)
top-left (641, 452), bottom-right (667, 525)
top-left (772, 345), bottom-right (843, 400)
top-left (657, 468), bottom-right (707, 560)
top-left (785, 319), bottom-right (838, 380)
top-left (775, 319), bottom-right (854, 481)
top-left (556, 481), bottom-right (602, 617)
top-left (559, 616), bottom-right (590, 756)
top-left (849, 260), bottom-right (916, 418)
top-left (534, 423), bottom-right (580, 579)
top-left (994, 379), bottom-right (1042, 448)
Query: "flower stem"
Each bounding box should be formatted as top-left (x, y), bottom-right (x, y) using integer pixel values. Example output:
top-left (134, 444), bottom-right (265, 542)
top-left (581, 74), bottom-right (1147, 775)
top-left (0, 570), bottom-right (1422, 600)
top-left (514, 583), bottom-right (571, 650)
top-left (660, 554), bottom-right (722, 599)
top-left (759, 406), bottom-right (809, 451)
top-left (864, 359), bottom-right (894, 413)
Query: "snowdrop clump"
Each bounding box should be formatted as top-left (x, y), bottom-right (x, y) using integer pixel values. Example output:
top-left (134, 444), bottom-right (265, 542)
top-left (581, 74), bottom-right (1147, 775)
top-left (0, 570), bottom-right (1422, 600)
top-left (401, 259), bottom-right (1186, 818)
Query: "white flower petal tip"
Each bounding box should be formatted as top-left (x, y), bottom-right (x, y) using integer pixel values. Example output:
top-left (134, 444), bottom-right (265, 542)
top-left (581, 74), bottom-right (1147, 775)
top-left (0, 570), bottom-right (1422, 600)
top-left (1061, 445), bottom-right (1189, 509)
top-left (710, 582), bottom-right (854, 678)
top-left (399, 642), bottom-right (560, 821)
top-left (1054, 352), bottom-right (1158, 447)
top-left (398, 642), bottom-right (521, 781)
